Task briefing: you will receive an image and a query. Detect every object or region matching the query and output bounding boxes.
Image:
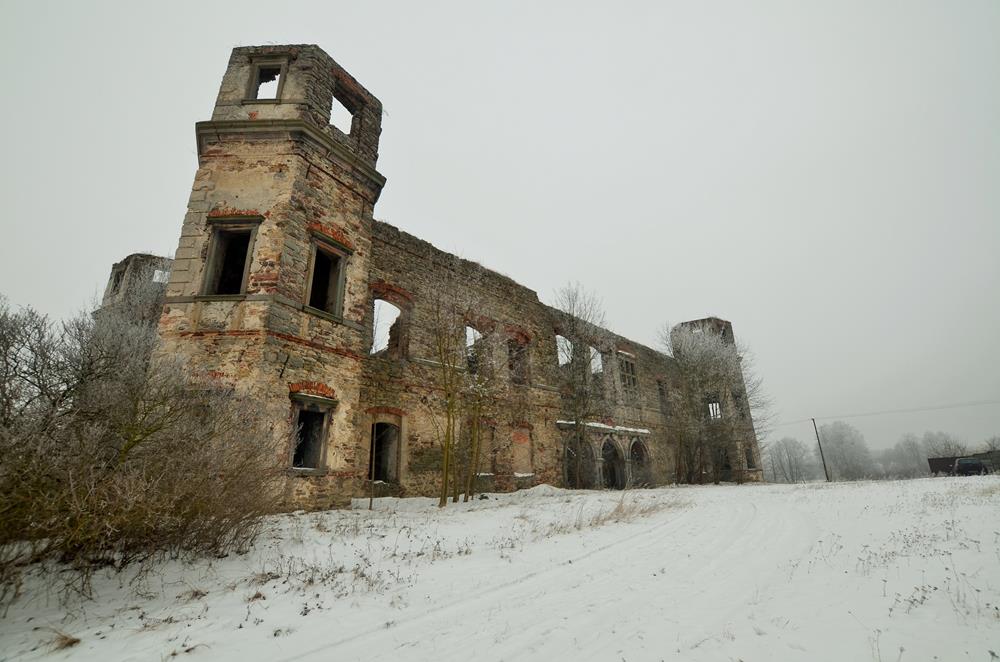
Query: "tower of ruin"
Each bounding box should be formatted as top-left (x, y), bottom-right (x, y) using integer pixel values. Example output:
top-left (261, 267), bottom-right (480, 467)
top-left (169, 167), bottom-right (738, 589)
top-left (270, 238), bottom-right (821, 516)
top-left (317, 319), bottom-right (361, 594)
top-left (156, 45), bottom-right (385, 508)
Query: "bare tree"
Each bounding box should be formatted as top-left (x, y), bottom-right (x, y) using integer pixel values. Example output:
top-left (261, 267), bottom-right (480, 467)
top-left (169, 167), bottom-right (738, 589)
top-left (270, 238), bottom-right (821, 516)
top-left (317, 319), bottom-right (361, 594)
top-left (875, 433), bottom-right (929, 479)
top-left (816, 421), bottom-right (873, 480)
top-left (765, 437), bottom-right (819, 483)
top-left (459, 320), bottom-right (505, 501)
top-left (551, 283), bottom-right (608, 489)
top-left (422, 294), bottom-right (468, 508)
top-left (921, 430), bottom-right (969, 458)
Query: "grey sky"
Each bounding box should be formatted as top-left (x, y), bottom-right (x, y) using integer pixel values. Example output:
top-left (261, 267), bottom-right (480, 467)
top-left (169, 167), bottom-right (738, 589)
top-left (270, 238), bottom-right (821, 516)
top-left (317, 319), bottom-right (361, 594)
top-left (2, 1), bottom-right (998, 450)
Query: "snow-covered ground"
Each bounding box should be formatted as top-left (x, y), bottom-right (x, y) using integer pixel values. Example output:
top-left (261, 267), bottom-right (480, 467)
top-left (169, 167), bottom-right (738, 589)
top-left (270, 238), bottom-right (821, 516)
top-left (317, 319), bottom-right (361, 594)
top-left (2, 477), bottom-right (998, 661)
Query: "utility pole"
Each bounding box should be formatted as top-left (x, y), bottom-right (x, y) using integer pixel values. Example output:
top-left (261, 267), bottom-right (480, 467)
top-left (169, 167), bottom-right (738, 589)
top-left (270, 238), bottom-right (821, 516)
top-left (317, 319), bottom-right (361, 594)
top-left (812, 417), bottom-right (831, 482)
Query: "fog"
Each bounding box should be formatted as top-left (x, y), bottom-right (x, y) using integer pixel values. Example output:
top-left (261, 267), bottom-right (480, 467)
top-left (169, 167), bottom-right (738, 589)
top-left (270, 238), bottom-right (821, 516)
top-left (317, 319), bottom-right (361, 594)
top-left (1, 0), bottom-right (997, 449)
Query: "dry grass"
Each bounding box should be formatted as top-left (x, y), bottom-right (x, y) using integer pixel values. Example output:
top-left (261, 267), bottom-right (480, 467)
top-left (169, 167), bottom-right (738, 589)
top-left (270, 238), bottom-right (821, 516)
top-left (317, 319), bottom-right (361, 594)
top-left (46, 628), bottom-right (81, 650)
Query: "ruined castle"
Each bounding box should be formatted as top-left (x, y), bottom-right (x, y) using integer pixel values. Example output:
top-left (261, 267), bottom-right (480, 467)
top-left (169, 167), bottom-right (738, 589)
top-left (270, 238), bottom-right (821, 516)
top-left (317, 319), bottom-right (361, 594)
top-left (104, 45), bottom-right (762, 510)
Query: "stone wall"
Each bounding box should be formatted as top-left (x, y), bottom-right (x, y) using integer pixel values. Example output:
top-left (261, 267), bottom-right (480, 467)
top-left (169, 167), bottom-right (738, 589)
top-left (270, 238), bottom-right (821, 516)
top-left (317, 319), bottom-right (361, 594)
top-left (141, 43), bottom-right (762, 511)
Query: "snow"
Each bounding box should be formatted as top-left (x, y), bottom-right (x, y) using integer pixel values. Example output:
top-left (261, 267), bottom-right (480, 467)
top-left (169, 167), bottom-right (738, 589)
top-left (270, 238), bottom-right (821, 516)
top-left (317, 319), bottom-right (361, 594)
top-left (556, 420), bottom-right (652, 435)
top-left (2, 477), bottom-right (998, 661)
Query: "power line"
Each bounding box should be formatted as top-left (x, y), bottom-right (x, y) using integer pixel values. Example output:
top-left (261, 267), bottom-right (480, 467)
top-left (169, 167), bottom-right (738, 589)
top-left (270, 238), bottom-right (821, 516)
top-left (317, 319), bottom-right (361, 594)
top-left (773, 398), bottom-right (1000, 428)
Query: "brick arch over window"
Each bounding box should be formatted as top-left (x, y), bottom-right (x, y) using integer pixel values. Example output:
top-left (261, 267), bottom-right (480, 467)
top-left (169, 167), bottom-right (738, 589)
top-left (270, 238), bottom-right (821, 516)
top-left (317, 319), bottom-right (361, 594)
top-left (289, 381), bottom-right (337, 400)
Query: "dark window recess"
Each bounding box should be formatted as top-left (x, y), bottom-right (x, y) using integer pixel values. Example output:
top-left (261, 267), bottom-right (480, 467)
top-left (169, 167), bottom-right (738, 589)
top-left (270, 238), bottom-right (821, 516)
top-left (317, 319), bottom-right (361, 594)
top-left (732, 390), bottom-right (747, 419)
top-left (293, 409), bottom-right (325, 469)
top-left (255, 66), bottom-right (281, 99)
top-left (207, 229), bottom-right (251, 295)
top-left (657, 380), bottom-right (669, 412)
top-left (308, 248), bottom-right (342, 313)
top-left (619, 355), bottom-right (638, 400)
top-left (369, 422), bottom-right (399, 482)
top-left (507, 339), bottom-right (529, 384)
top-left (745, 446), bottom-right (756, 469)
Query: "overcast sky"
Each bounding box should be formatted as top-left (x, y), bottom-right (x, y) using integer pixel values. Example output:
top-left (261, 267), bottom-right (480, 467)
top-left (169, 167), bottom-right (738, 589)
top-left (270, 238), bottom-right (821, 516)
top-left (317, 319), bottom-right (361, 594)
top-left (2, 1), bottom-right (998, 450)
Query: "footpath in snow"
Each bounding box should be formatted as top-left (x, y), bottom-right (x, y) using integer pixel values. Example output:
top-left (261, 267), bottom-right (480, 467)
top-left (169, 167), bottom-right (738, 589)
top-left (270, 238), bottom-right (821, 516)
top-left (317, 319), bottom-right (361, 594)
top-left (1, 477), bottom-right (998, 661)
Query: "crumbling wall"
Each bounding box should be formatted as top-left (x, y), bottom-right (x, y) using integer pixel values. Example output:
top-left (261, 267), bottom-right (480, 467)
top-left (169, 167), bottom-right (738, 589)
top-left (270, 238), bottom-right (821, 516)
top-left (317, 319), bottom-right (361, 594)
top-left (155, 45), bottom-right (386, 510)
top-left (147, 43), bottom-right (760, 511)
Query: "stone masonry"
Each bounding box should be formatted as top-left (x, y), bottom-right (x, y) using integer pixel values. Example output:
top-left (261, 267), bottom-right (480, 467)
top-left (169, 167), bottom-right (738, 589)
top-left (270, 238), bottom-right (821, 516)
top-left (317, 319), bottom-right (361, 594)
top-left (126, 44), bottom-right (762, 510)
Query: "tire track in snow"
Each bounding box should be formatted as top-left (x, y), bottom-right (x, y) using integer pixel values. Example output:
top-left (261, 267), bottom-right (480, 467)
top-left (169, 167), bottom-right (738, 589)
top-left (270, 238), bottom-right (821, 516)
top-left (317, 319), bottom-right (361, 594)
top-left (283, 488), bottom-right (817, 661)
top-left (278, 493), bottom-right (694, 661)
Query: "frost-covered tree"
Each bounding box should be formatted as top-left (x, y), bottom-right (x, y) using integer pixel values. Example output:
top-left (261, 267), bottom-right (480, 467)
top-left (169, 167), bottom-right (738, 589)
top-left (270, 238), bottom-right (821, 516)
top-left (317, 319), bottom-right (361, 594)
top-left (816, 421), bottom-right (873, 480)
top-left (765, 437), bottom-right (820, 483)
top-left (920, 430), bottom-right (968, 458)
top-left (876, 433), bottom-right (929, 478)
top-left (660, 323), bottom-right (769, 484)
top-left (551, 283), bottom-right (608, 489)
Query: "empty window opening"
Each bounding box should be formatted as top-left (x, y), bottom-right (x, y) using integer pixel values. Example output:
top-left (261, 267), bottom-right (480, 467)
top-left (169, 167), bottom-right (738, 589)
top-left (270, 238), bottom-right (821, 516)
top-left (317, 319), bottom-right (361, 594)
top-left (507, 338), bottom-right (529, 384)
top-left (255, 66), bottom-right (281, 100)
top-left (330, 95), bottom-right (354, 134)
top-left (630, 440), bottom-right (651, 487)
top-left (744, 446), bottom-right (756, 470)
top-left (466, 326), bottom-right (484, 372)
top-left (307, 246), bottom-right (344, 314)
top-left (152, 269), bottom-right (170, 283)
top-left (293, 409), bottom-right (325, 469)
top-left (618, 354), bottom-right (638, 400)
top-left (732, 390), bottom-right (747, 419)
top-left (555, 335), bottom-right (573, 366)
top-left (371, 299), bottom-right (402, 355)
top-left (708, 400), bottom-right (722, 420)
top-left (369, 422), bottom-right (400, 482)
top-left (589, 346), bottom-right (603, 374)
top-left (656, 380), bottom-right (668, 412)
top-left (206, 228), bottom-right (252, 295)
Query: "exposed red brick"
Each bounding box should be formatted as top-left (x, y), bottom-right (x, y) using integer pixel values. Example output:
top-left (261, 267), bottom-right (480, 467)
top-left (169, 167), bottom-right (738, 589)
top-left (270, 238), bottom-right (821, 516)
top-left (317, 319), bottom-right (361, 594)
top-left (306, 222), bottom-right (355, 251)
top-left (289, 381), bottom-right (337, 400)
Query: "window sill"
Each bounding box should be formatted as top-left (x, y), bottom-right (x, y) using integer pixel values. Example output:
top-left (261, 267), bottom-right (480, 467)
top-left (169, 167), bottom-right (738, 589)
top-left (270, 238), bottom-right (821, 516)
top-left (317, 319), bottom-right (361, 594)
top-left (286, 467), bottom-right (328, 477)
top-left (303, 305), bottom-right (345, 325)
top-left (241, 98), bottom-right (283, 105)
top-left (195, 294), bottom-right (247, 302)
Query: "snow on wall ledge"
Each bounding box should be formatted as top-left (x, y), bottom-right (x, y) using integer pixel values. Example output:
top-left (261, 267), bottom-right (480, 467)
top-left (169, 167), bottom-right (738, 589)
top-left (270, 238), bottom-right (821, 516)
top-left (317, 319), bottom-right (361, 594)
top-left (556, 420), bottom-right (652, 435)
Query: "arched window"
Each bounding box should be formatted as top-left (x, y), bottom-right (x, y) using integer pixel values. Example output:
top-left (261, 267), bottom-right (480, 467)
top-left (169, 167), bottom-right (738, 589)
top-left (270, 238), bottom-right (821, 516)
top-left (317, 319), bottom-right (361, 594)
top-left (630, 438), bottom-right (651, 487)
top-left (371, 299), bottom-right (402, 356)
top-left (369, 421), bottom-right (400, 482)
top-left (601, 438), bottom-right (625, 490)
top-left (507, 336), bottom-right (530, 384)
top-left (555, 334), bottom-right (573, 367)
top-left (589, 346), bottom-right (603, 374)
top-left (466, 325), bottom-right (485, 373)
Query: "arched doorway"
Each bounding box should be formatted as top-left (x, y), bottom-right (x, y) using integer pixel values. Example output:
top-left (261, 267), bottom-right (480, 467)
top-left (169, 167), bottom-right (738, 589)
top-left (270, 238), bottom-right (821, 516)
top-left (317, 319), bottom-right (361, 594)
top-left (369, 422), bottom-right (400, 482)
top-left (565, 436), bottom-right (595, 489)
top-left (630, 438), bottom-right (651, 487)
top-left (601, 439), bottom-right (625, 490)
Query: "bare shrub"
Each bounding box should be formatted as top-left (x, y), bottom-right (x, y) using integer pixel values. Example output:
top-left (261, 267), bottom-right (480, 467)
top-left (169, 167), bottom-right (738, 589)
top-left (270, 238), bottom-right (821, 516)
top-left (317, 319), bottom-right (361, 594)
top-left (45, 628), bottom-right (81, 651)
top-left (0, 291), bottom-right (287, 604)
